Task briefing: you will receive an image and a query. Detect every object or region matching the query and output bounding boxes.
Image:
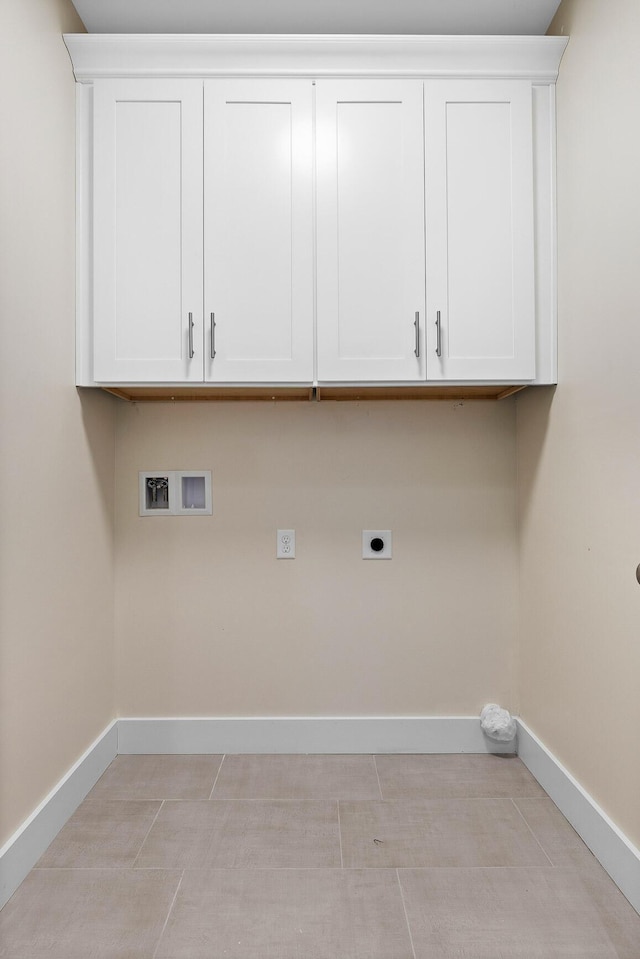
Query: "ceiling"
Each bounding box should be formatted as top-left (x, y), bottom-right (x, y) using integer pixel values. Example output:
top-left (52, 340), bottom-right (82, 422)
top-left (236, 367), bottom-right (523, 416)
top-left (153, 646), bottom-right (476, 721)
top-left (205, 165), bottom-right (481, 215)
top-left (69, 0), bottom-right (562, 36)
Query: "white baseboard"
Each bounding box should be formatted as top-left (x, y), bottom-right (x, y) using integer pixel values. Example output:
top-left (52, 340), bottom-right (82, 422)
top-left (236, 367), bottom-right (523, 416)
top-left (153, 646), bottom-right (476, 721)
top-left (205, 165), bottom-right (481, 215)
top-left (517, 718), bottom-right (640, 915)
top-left (117, 715), bottom-right (515, 756)
top-left (0, 721), bottom-right (117, 911)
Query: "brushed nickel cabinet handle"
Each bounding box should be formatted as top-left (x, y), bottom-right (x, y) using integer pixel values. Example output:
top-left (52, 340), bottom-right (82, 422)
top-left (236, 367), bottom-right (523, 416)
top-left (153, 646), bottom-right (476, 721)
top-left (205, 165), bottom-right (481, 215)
top-left (210, 313), bottom-right (216, 360)
top-left (188, 312), bottom-right (194, 359)
top-left (414, 312), bottom-right (420, 358)
top-left (435, 310), bottom-right (442, 357)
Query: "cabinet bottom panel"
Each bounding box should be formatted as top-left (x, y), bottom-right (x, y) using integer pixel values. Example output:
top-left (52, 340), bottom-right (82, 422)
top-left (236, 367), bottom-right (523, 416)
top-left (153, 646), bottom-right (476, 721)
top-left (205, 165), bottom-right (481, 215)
top-left (98, 385), bottom-right (528, 402)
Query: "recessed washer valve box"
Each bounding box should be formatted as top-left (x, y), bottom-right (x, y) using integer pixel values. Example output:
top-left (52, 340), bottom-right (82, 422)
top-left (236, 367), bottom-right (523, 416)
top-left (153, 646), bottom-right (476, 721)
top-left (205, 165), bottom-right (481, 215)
top-left (139, 470), bottom-right (212, 516)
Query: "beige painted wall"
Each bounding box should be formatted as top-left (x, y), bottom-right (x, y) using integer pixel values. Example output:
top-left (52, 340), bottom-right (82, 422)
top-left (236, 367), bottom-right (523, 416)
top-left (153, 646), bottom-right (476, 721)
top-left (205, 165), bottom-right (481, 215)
top-left (9, 0), bottom-right (639, 865)
top-left (115, 399), bottom-right (518, 717)
top-left (0, 0), bottom-right (116, 846)
top-left (517, 0), bottom-right (640, 848)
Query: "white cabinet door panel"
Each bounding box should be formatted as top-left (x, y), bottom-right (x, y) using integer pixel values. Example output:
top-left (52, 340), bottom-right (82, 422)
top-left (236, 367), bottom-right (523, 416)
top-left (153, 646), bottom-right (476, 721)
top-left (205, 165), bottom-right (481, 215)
top-left (93, 81), bottom-right (203, 382)
top-left (425, 81), bottom-right (535, 381)
top-left (204, 80), bottom-right (313, 382)
top-left (316, 80), bottom-right (426, 382)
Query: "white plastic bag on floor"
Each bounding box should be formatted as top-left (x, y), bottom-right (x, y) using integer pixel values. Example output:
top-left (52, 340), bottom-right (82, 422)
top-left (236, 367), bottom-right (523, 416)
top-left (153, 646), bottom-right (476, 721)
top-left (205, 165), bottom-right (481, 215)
top-left (480, 703), bottom-right (516, 742)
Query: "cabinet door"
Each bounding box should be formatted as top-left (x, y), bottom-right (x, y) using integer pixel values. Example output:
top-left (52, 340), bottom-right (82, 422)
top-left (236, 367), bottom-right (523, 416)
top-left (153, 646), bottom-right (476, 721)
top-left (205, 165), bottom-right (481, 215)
top-left (316, 80), bottom-right (426, 382)
top-left (93, 81), bottom-right (203, 382)
top-left (204, 80), bottom-right (313, 383)
top-left (425, 81), bottom-right (535, 381)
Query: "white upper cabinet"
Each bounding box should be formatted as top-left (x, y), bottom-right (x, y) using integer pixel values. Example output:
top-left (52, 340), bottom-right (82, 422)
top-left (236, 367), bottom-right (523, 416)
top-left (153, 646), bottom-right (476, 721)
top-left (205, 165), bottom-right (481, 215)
top-left (93, 81), bottom-right (203, 382)
top-left (424, 80), bottom-right (535, 381)
top-left (68, 35), bottom-right (567, 391)
top-left (204, 80), bottom-right (314, 383)
top-left (316, 80), bottom-right (426, 382)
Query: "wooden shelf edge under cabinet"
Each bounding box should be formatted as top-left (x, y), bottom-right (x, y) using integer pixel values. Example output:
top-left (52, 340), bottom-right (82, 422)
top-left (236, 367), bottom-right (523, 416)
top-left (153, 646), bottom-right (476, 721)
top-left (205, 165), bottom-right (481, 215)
top-left (98, 385), bottom-right (527, 402)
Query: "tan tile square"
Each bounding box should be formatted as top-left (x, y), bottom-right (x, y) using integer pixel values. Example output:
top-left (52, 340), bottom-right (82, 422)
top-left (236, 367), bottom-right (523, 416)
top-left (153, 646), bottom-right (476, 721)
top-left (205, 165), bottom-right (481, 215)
top-left (579, 861), bottom-right (640, 959)
top-left (339, 798), bottom-right (551, 867)
top-left (212, 754), bottom-right (381, 799)
top-left (515, 800), bottom-right (640, 957)
top-left (513, 797), bottom-right (598, 867)
top-left (375, 753), bottom-right (545, 799)
top-left (155, 868), bottom-right (414, 959)
top-left (136, 799), bottom-right (340, 868)
top-left (87, 754), bottom-right (223, 800)
top-left (399, 867), bottom-right (619, 958)
top-left (37, 800), bottom-right (161, 868)
top-left (0, 868), bottom-right (181, 959)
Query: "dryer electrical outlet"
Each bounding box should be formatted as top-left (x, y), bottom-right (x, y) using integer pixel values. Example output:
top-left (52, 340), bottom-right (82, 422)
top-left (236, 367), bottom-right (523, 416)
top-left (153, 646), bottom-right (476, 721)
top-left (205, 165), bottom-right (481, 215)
top-left (362, 530), bottom-right (392, 559)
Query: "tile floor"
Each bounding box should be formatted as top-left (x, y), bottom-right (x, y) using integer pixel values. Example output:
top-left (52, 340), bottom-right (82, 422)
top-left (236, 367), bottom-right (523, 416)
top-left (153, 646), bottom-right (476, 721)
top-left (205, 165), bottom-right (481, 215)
top-left (1, 753), bottom-right (639, 958)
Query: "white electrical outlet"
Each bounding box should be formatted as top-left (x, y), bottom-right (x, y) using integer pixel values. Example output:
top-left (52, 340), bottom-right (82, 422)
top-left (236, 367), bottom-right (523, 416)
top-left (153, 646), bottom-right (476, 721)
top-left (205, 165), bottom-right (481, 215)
top-left (277, 529), bottom-right (296, 559)
top-left (362, 530), bottom-right (392, 559)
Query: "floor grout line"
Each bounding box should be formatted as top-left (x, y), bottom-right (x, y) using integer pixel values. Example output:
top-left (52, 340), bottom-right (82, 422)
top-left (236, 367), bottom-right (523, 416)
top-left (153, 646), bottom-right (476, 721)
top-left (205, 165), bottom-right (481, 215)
top-left (204, 796), bottom-right (376, 802)
top-left (208, 754), bottom-right (226, 800)
top-left (510, 797), bottom-right (554, 866)
top-left (337, 800), bottom-right (344, 869)
top-left (132, 800), bottom-right (165, 868)
top-left (396, 868), bottom-right (418, 959)
top-left (373, 755), bottom-right (384, 800)
top-left (152, 869), bottom-right (184, 959)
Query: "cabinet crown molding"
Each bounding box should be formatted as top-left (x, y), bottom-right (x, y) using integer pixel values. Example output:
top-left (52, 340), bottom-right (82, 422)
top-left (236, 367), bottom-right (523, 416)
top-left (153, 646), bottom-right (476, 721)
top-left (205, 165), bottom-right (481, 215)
top-left (63, 34), bottom-right (568, 82)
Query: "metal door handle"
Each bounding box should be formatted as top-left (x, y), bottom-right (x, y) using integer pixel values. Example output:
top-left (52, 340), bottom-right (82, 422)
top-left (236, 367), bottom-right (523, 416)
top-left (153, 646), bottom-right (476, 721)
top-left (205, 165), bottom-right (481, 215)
top-left (210, 313), bottom-right (216, 360)
top-left (414, 312), bottom-right (420, 358)
top-left (435, 310), bottom-right (442, 357)
top-left (188, 312), bottom-right (194, 359)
